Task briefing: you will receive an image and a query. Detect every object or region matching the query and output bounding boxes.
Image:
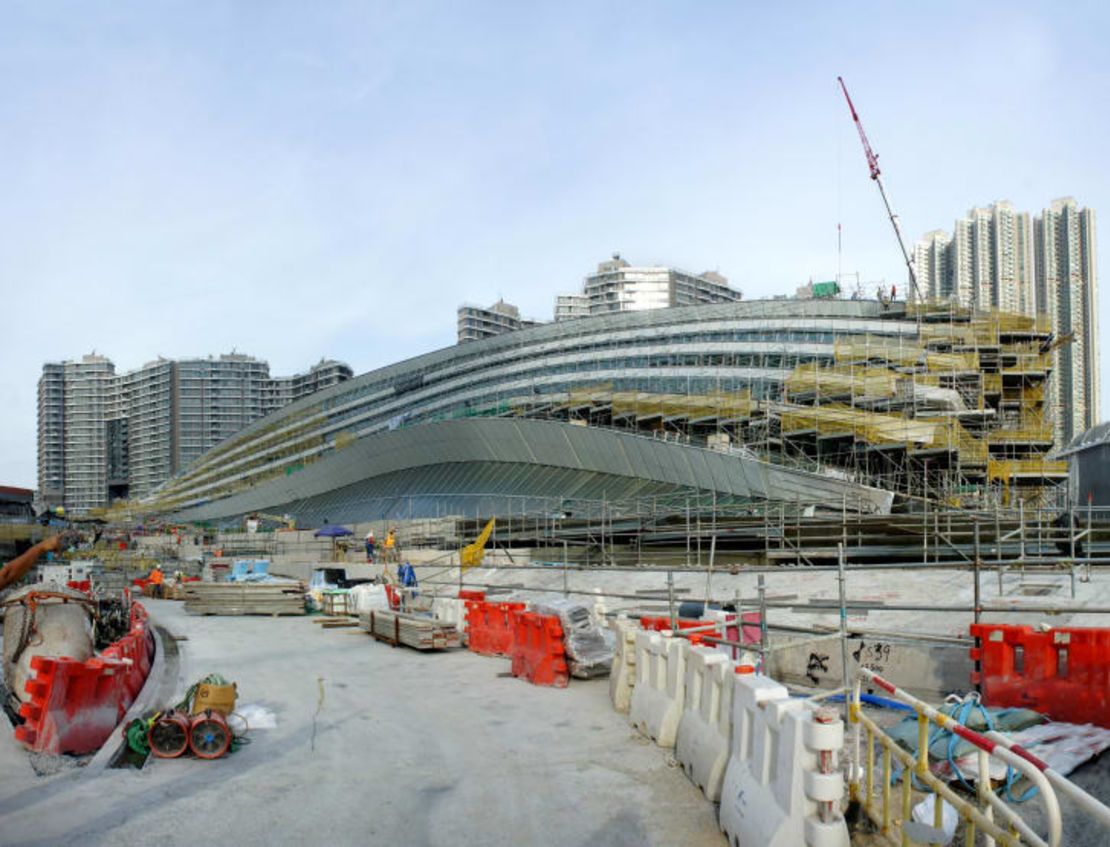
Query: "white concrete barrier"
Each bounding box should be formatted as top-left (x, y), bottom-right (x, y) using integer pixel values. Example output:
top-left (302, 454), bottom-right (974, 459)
top-left (675, 646), bottom-right (734, 801)
top-left (608, 616), bottom-right (638, 713)
top-left (431, 597), bottom-right (467, 639)
top-left (719, 675), bottom-right (849, 847)
top-left (629, 630), bottom-right (688, 747)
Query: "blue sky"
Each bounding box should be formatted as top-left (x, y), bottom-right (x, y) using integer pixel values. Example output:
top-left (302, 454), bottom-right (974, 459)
top-left (2, 2), bottom-right (1108, 488)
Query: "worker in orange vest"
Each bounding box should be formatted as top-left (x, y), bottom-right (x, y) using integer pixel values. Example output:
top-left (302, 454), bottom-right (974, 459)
top-left (149, 566), bottom-right (165, 598)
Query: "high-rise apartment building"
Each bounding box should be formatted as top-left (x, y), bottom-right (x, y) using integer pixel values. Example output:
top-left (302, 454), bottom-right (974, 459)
top-left (913, 230), bottom-right (953, 302)
top-left (60, 355), bottom-right (116, 514)
top-left (456, 300), bottom-right (538, 343)
top-left (265, 359), bottom-right (355, 409)
top-left (554, 293), bottom-right (590, 322)
top-left (36, 363), bottom-right (66, 511)
top-left (37, 353), bottom-right (352, 512)
top-left (919, 202), bottom-right (1035, 315)
top-left (554, 254), bottom-right (741, 321)
top-left (1035, 198), bottom-right (1100, 445)
top-left (915, 197), bottom-right (1099, 446)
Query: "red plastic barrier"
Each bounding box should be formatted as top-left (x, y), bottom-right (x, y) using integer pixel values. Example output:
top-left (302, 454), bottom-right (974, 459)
top-left (66, 580), bottom-right (92, 594)
top-left (465, 600), bottom-right (526, 657)
top-left (510, 611), bottom-right (569, 688)
top-left (15, 602), bottom-right (154, 754)
top-left (970, 623), bottom-right (1110, 727)
top-left (458, 589), bottom-right (486, 602)
top-left (384, 584), bottom-right (401, 610)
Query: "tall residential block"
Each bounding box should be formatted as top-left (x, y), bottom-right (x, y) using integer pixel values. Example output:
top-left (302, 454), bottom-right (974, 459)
top-left (1034, 198), bottom-right (1100, 445)
top-left (555, 254), bottom-right (741, 321)
top-left (915, 197), bottom-right (1099, 446)
top-left (457, 300), bottom-right (539, 343)
top-left (920, 202), bottom-right (1035, 315)
top-left (61, 355), bottom-right (116, 514)
top-left (37, 353), bottom-right (352, 512)
top-left (36, 363), bottom-right (66, 511)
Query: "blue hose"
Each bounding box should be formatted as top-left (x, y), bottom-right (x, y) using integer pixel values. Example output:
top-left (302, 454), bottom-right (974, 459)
top-left (890, 696), bottom-right (1038, 803)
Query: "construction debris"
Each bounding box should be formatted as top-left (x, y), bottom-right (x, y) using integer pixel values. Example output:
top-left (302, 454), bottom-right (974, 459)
top-left (359, 609), bottom-right (460, 650)
top-left (182, 582), bottom-right (306, 616)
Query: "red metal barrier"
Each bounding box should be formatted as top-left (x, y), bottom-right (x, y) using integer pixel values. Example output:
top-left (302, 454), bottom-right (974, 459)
top-left (510, 611), bottom-right (569, 688)
top-left (970, 623), bottom-right (1110, 727)
top-left (15, 602), bottom-right (155, 754)
top-left (465, 600), bottom-right (526, 656)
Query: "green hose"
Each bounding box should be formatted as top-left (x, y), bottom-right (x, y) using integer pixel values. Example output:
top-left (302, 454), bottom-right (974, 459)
top-left (125, 717), bottom-right (153, 756)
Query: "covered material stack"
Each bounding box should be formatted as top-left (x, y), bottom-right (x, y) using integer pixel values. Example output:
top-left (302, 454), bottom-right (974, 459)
top-left (531, 598), bottom-right (614, 678)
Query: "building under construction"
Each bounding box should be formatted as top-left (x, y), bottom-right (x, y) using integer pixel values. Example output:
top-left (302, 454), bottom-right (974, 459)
top-left (529, 304), bottom-right (1066, 509)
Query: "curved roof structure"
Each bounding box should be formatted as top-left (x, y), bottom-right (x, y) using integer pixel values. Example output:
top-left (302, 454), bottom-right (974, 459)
top-left (171, 418), bottom-right (893, 524)
top-left (148, 299), bottom-right (911, 523)
top-left (1060, 421), bottom-right (1110, 456)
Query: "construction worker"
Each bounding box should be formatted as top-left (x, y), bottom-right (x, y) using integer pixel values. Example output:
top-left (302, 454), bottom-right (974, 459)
top-left (364, 530), bottom-right (376, 563)
top-left (149, 565), bottom-right (165, 599)
top-left (386, 530), bottom-right (404, 563)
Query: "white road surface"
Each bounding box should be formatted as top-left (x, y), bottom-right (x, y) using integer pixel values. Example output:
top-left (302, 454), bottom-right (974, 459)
top-left (0, 598), bottom-right (725, 847)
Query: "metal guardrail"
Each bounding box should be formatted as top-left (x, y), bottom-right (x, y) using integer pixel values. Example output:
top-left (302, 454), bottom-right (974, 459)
top-left (850, 667), bottom-right (1110, 846)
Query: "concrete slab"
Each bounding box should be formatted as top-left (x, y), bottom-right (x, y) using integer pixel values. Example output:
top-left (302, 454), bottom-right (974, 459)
top-left (0, 599), bottom-right (724, 847)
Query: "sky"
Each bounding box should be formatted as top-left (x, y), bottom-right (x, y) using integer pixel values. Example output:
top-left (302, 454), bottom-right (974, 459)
top-left (2, 1), bottom-right (1109, 488)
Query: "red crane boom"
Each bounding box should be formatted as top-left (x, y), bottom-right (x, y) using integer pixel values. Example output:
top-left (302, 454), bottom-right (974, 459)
top-left (837, 76), bottom-right (922, 302)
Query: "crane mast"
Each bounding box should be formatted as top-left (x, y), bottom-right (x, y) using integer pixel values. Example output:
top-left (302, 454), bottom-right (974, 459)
top-left (837, 76), bottom-right (922, 303)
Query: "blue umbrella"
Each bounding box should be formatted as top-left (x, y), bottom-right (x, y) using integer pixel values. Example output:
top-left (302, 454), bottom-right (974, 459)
top-left (314, 525), bottom-right (353, 538)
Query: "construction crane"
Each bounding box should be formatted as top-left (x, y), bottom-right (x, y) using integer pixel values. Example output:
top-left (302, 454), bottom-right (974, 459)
top-left (837, 76), bottom-right (923, 303)
top-left (460, 518), bottom-right (496, 570)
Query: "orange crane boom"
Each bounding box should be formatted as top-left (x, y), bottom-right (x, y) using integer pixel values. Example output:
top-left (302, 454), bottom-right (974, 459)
top-left (837, 76), bottom-right (922, 303)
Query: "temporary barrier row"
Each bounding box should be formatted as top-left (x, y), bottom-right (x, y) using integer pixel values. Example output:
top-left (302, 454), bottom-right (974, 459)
top-left (629, 630), bottom-right (688, 747)
top-left (853, 667), bottom-right (1064, 847)
top-left (720, 675), bottom-right (849, 847)
top-left (510, 611), bottom-right (569, 688)
top-left (675, 646), bottom-right (734, 801)
top-left (970, 623), bottom-right (1110, 728)
top-left (16, 602), bottom-right (154, 755)
top-left (465, 600), bottom-right (526, 657)
top-left (608, 616), bottom-right (638, 713)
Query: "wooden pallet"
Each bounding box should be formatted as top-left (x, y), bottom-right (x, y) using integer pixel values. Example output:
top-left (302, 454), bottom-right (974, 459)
top-left (359, 610), bottom-right (460, 650)
top-left (182, 581), bottom-right (306, 616)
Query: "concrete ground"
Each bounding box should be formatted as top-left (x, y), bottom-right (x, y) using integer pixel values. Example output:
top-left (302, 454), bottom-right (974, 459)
top-left (0, 598), bottom-right (724, 847)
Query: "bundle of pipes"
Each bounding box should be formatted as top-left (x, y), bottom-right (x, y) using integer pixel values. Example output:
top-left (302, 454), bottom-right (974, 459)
top-left (359, 609), bottom-right (460, 650)
top-left (182, 582), bottom-right (306, 616)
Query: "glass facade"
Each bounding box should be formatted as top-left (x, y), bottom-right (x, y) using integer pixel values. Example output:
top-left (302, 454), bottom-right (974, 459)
top-left (151, 299), bottom-right (917, 511)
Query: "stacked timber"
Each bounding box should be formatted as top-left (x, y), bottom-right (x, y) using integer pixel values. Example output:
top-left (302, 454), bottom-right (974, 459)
top-left (182, 581), bottom-right (306, 616)
top-left (359, 609), bottom-right (460, 650)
